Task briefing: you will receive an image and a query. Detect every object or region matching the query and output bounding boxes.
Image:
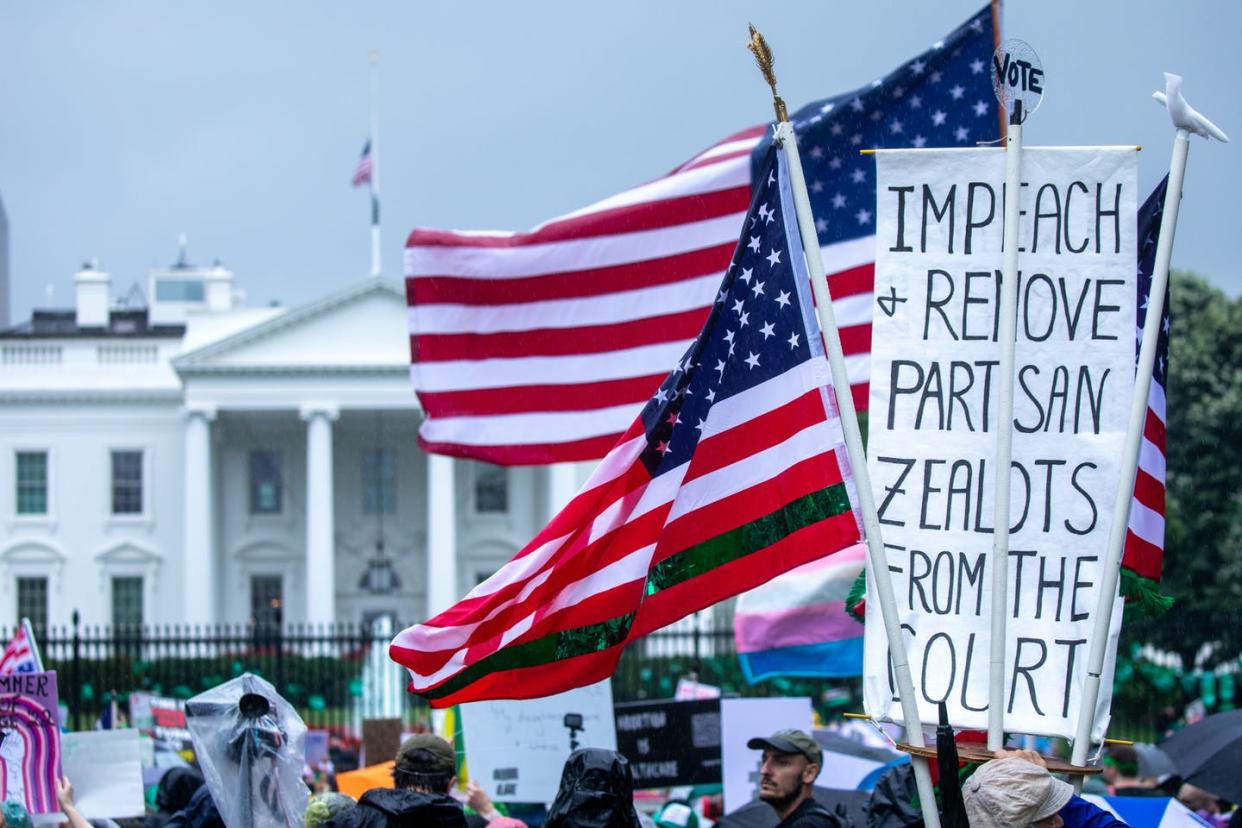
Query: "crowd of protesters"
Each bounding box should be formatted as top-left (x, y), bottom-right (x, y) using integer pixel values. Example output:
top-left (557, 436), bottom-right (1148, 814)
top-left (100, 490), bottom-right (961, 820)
top-left (23, 723), bottom-right (1240, 828)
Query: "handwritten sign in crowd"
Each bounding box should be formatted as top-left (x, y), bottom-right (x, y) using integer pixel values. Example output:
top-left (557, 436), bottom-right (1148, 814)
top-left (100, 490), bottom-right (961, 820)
top-left (862, 147), bottom-right (1137, 740)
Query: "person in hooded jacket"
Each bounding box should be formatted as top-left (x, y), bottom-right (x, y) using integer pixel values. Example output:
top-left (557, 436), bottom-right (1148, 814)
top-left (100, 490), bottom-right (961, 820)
top-left (545, 748), bottom-right (643, 828)
top-left (143, 767), bottom-right (205, 828)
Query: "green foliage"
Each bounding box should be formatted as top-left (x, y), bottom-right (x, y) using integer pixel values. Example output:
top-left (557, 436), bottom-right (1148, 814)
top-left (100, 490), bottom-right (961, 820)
top-left (1124, 272), bottom-right (1242, 670)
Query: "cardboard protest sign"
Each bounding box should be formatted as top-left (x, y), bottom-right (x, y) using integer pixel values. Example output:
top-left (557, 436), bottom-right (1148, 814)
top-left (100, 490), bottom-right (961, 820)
top-left (863, 147), bottom-right (1135, 740)
top-left (720, 697), bottom-right (812, 813)
top-left (61, 730), bottom-right (144, 818)
top-left (131, 692), bottom-right (197, 764)
top-left (460, 680), bottom-right (615, 803)
top-left (0, 671), bottom-right (61, 813)
top-left (614, 699), bottom-right (721, 788)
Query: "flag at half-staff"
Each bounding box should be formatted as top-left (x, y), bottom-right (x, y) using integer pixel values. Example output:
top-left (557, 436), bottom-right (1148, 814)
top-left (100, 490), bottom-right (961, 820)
top-left (390, 146), bottom-right (864, 706)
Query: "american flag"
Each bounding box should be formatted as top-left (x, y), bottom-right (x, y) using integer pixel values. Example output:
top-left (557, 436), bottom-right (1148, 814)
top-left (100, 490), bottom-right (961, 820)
top-left (404, 6), bottom-right (999, 465)
top-left (390, 147), bottom-right (863, 706)
top-left (0, 619), bottom-right (41, 676)
top-left (1126, 178), bottom-right (1170, 582)
top-left (352, 139), bottom-right (373, 188)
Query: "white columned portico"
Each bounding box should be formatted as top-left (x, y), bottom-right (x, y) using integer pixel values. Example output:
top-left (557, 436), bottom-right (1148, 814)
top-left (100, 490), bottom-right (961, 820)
top-left (426, 454), bottom-right (457, 616)
top-left (183, 406), bottom-right (217, 624)
top-left (545, 464), bottom-right (579, 522)
top-left (301, 404), bottom-right (339, 624)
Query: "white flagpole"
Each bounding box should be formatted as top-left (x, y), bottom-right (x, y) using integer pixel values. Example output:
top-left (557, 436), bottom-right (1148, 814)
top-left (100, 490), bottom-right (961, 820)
top-left (22, 617), bottom-right (44, 672)
top-left (987, 116), bottom-right (1024, 749)
top-left (778, 119), bottom-right (941, 828)
top-left (369, 49), bottom-right (382, 278)
top-left (750, 32), bottom-right (938, 826)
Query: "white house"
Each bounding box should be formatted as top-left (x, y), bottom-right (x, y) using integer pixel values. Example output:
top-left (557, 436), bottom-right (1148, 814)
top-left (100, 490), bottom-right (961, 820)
top-left (0, 252), bottom-right (587, 632)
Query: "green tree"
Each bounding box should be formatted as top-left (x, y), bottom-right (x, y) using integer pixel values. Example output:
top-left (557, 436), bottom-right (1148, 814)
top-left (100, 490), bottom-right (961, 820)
top-left (1124, 271), bottom-right (1242, 669)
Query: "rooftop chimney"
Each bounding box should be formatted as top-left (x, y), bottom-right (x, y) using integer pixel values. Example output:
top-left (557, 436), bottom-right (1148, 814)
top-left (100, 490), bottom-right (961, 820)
top-left (74, 259), bottom-right (110, 328)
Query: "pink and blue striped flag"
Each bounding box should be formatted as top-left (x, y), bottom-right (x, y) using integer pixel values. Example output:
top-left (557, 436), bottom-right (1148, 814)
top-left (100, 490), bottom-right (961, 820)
top-left (734, 543), bottom-right (866, 682)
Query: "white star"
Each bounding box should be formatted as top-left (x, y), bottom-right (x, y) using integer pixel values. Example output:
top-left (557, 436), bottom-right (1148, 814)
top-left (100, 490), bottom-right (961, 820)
top-left (766, 248), bottom-right (782, 267)
top-left (856, 208), bottom-right (872, 225)
top-left (870, 110), bottom-right (883, 122)
top-left (890, 118), bottom-right (904, 134)
top-left (814, 217), bottom-right (828, 233)
top-left (724, 329), bottom-right (736, 346)
top-left (757, 203), bottom-right (771, 222)
top-left (950, 84), bottom-right (965, 100)
top-left (748, 235), bottom-right (761, 252)
top-left (744, 352), bottom-right (761, 369)
top-left (739, 267), bottom-right (753, 284)
top-left (716, 289), bottom-right (727, 304)
top-left (970, 58), bottom-right (985, 74)
top-left (832, 193), bottom-right (847, 209)
top-left (932, 109), bottom-right (947, 126)
top-left (767, 169), bottom-right (775, 185)
top-left (850, 97), bottom-right (864, 112)
top-left (871, 78), bottom-right (882, 88)
top-left (751, 280), bottom-right (765, 297)
top-left (911, 59), bottom-right (926, 75)
top-left (775, 290), bottom-right (792, 308)
top-left (851, 168), bottom-right (866, 184)
top-left (933, 39), bottom-right (944, 50)
top-left (666, 412), bottom-right (680, 426)
top-left (714, 359), bottom-right (726, 377)
top-left (830, 123), bottom-right (843, 136)
top-left (909, 94), bottom-right (922, 109)
top-left (762, 207), bottom-right (775, 225)
top-left (788, 332), bottom-right (801, 350)
top-left (809, 145), bottom-right (824, 160)
top-left (1163, 316), bottom-right (1170, 335)
top-left (973, 100), bottom-right (988, 117)
top-left (760, 321), bottom-right (775, 339)
top-left (930, 70), bottom-right (943, 83)
top-left (656, 440), bottom-right (670, 455)
top-left (732, 298), bottom-right (745, 315)
top-left (739, 310), bottom-right (751, 328)
top-left (827, 158), bottom-right (842, 173)
top-left (954, 126), bottom-right (969, 142)
top-left (696, 419), bottom-right (707, 433)
top-left (811, 179), bottom-right (824, 193)
top-left (820, 102), bottom-right (834, 114)
top-left (970, 18), bottom-right (984, 32)
top-left (850, 133), bottom-right (862, 146)
top-left (913, 134), bottom-right (927, 148)
top-left (654, 388), bottom-right (668, 403)
top-left (705, 388), bottom-right (716, 403)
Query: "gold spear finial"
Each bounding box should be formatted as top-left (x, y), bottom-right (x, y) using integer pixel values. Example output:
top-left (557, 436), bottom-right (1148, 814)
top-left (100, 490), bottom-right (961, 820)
top-left (747, 23), bottom-right (788, 123)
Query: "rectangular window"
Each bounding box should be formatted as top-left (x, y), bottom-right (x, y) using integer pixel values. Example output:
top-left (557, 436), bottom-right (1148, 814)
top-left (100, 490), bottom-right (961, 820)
top-left (16, 577), bottom-right (48, 635)
top-left (111, 450), bottom-right (143, 514)
top-left (474, 463), bottom-right (509, 514)
top-left (361, 448), bottom-right (396, 515)
top-left (250, 575), bottom-right (283, 631)
top-left (248, 450), bottom-right (283, 515)
top-left (155, 279), bottom-right (205, 302)
top-left (15, 451), bottom-right (48, 515)
top-left (111, 576), bottom-right (143, 628)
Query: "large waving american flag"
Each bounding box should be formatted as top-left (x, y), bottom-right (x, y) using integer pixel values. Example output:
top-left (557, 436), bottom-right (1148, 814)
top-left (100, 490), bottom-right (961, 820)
top-left (405, 6), bottom-right (999, 465)
top-left (391, 147), bottom-right (862, 706)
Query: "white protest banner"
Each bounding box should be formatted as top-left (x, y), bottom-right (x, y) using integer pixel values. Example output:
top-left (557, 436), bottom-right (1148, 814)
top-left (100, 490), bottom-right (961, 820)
top-left (862, 147), bottom-right (1135, 741)
top-left (720, 697), bottom-right (812, 813)
top-left (61, 730), bottom-right (145, 818)
top-left (460, 680), bottom-right (615, 803)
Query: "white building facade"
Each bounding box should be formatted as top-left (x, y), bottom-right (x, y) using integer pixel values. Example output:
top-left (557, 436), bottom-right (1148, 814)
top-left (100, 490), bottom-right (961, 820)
top-left (0, 258), bottom-right (585, 631)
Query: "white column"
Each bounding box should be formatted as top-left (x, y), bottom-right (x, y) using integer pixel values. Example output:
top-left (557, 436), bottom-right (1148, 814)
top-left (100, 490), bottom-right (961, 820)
top-left (545, 463), bottom-right (579, 522)
top-left (183, 406), bottom-right (216, 624)
top-left (301, 405), bottom-right (339, 625)
top-left (426, 454), bottom-right (457, 616)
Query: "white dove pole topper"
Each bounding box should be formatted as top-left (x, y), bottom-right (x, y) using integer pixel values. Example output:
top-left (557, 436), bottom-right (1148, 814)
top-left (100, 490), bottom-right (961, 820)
top-left (1067, 73), bottom-right (1228, 787)
top-left (986, 38), bottom-right (1044, 750)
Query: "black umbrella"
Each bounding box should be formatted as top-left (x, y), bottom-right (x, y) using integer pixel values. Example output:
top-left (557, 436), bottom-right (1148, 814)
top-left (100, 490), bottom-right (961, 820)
top-left (1159, 709), bottom-right (1242, 802)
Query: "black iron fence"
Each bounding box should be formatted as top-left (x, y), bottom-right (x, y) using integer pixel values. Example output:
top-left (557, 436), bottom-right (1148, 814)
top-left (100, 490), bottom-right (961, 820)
top-left (18, 614), bottom-right (851, 737)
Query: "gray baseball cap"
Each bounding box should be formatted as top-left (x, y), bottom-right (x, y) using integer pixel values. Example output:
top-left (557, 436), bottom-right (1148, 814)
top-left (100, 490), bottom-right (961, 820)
top-left (746, 728), bottom-right (822, 767)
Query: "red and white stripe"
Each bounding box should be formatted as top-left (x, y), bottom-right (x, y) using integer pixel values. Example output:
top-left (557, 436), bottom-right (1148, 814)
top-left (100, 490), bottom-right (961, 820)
top-left (406, 128), bottom-right (875, 465)
top-left (1124, 379), bottom-right (1166, 581)
top-left (390, 358), bottom-right (855, 701)
top-left (0, 623), bottom-right (37, 676)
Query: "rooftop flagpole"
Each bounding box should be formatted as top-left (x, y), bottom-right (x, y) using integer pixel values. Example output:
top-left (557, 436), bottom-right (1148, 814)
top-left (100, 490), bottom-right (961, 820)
top-left (369, 50), bottom-right (382, 278)
top-left (747, 27), bottom-right (942, 828)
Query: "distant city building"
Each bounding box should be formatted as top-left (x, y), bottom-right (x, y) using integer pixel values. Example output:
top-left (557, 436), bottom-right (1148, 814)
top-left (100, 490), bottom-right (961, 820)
top-left (0, 249), bottom-right (589, 632)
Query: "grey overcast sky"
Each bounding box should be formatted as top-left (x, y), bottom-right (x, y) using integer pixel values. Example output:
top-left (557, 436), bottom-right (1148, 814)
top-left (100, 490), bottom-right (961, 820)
top-left (1, 2), bottom-right (1238, 323)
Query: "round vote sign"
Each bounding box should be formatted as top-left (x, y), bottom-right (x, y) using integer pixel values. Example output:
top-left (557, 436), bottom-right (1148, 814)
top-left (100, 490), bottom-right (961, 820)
top-left (991, 39), bottom-right (1044, 124)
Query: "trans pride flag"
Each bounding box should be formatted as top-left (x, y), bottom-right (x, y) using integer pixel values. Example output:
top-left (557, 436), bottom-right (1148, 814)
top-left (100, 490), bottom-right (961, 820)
top-left (734, 544), bottom-right (865, 682)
